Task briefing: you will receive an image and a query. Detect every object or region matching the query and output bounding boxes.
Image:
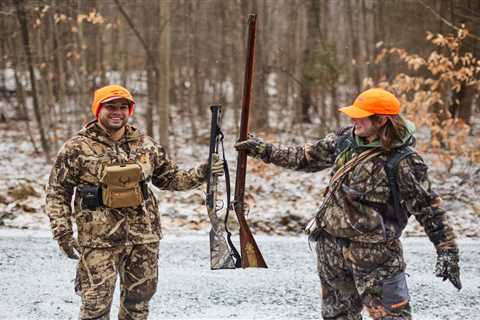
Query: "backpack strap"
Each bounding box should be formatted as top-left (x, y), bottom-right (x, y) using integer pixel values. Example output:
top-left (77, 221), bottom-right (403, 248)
top-left (384, 146), bottom-right (415, 231)
top-left (334, 126), bottom-right (416, 236)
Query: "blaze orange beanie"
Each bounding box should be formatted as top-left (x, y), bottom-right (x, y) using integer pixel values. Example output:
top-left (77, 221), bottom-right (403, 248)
top-left (91, 84), bottom-right (135, 118)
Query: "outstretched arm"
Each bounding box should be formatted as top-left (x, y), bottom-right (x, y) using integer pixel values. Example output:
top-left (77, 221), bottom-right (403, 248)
top-left (235, 133), bottom-right (337, 172)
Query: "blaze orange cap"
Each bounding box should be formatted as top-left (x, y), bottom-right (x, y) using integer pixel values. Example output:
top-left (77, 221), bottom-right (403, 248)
top-left (91, 84), bottom-right (135, 118)
top-left (339, 88), bottom-right (400, 118)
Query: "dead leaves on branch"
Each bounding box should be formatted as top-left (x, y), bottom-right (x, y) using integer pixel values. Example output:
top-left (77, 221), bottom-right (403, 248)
top-left (370, 26), bottom-right (480, 167)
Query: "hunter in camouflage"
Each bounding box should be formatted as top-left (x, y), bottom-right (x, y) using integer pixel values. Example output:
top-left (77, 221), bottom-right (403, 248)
top-left (46, 84), bottom-right (223, 320)
top-left (236, 88), bottom-right (461, 319)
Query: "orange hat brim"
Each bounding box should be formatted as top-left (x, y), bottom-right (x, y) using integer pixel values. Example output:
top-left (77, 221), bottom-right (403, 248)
top-left (338, 105), bottom-right (374, 118)
top-left (100, 95), bottom-right (132, 104)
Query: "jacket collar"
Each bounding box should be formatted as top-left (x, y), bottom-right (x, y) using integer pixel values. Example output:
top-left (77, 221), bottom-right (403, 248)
top-left (352, 119), bottom-right (416, 151)
top-left (78, 120), bottom-right (142, 146)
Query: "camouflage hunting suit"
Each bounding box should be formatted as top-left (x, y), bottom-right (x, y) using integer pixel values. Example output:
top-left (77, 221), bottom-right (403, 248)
top-left (46, 120), bottom-right (207, 319)
top-left (249, 126), bottom-right (457, 319)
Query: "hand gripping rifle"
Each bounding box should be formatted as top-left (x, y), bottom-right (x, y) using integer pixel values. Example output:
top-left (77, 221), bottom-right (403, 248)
top-left (233, 14), bottom-right (268, 268)
top-left (206, 105), bottom-right (241, 269)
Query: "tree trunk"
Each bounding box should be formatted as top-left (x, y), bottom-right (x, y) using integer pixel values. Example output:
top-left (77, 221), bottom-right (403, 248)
top-left (345, 0), bottom-right (362, 93)
top-left (185, 0), bottom-right (198, 142)
top-left (218, 0), bottom-right (229, 112)
top-left (361, 0), bottom-right (373, 78)
top-left (447, 0), bottom-right (479, 125)
top-left (97, 31), bottom-right (107, 87)
top-left (38, 14), bottom-right (60, 151)
top-left (15, 0), bottom-right (51, 162)
top-left (145, 63), bottom-right (155, 137)
top-left (283, 0), bottom-right (299, 116)
top-left (299, 0), bottom-right (323, 125)
top-left (14, 66), bottom-right (39, 153)
top-left (157, 0), bottom-right (170, 152)
top-left (144, 1), bottom-right (155, 138)
top-left (251, 0), bottom-right (269, 131)
top-left (52, 4), bottom-right (67, 127)
top-left (192, 1), bottom-right (205, 120)
top-left (76, 0), bottom-right (90, 122)
top-left (119, 18), bottom-right (129, 87)
top-left (373, 0), bottom-right (386, 82)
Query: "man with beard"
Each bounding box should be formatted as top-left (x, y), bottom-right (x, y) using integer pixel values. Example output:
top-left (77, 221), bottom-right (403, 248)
top-left (46, 84), bottom-right (223, 319)
top-left (235, 88), bottom-right (461, 319)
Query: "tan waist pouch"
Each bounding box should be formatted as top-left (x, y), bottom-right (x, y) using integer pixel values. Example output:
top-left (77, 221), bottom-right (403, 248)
top-left (101, 163), bottom-right (143, 208)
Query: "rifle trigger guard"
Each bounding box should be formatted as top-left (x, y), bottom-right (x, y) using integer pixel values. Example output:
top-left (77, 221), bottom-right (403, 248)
top-left (216, 199), bottom-right (224, 211)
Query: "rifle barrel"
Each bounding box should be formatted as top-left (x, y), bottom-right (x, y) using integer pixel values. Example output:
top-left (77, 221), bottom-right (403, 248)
top-left (206, 104), bottom-right (221, 206)
top-left (234, 13), bottom-right (267, 269)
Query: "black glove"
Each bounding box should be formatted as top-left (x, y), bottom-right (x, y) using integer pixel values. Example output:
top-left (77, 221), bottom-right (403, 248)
top-left (435, 248), bottom-right (461, 290)
top-left (234, 134), bottom-right (268, 159)
top-left (58, 234), bottom-right (81, 260)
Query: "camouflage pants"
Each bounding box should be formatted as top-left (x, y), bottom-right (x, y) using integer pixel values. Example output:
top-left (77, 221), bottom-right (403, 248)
top-left (75, 242), bottom-right (159, 320)
top-left (315, 232), bottom-right (411, 320)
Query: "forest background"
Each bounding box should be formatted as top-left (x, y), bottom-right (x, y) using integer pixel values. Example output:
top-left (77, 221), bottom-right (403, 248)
top-left (1, 0), bottom-right (479, 238)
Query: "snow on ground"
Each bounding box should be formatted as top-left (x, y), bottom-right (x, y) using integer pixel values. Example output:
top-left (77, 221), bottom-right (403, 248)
top-left (0, 230), bottom-right (478, 320)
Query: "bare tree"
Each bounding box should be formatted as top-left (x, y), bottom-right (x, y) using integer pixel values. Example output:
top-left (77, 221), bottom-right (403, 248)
top-left (15, 0), bottom-right (51, 162)
top-left (251, 0), bottom-right (269, 131)
top-left (184, 0), bottom-right (198, 142)
top-left (157, 0), bottom-right (170, 152)
top-left (345, 0), bottom-right (362, 93)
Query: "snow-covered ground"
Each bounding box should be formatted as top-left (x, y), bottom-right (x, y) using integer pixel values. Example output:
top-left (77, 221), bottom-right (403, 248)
top-left (0, 229), bottom-right (478, 320)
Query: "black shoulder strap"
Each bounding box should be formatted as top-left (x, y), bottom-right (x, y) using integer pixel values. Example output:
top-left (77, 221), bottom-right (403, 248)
top-left (385, 146), bottom-right (415, 229)
top-left (219, 129), bottom-right (242, 268)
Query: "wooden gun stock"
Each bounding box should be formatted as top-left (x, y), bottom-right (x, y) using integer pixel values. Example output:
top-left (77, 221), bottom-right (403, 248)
top-left (234, 13), bottom-right (267, 269)
top-left (234, 202), bottom-right (267, 268)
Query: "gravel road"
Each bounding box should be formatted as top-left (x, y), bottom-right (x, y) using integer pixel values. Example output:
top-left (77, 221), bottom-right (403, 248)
top-left (0, 229), bottom-right (478, 320)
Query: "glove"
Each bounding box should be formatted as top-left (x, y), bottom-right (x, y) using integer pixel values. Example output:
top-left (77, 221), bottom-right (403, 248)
top-left (197, 153), bottom-right (224, 179)
top-left (435, 248), bottom-right (462, 290)
top-left (58, 234), bottom-right (81, 260)
top-left (234, 134), bottom-right (268, 159)
top-left (210, 153), bottom-right (224, 176)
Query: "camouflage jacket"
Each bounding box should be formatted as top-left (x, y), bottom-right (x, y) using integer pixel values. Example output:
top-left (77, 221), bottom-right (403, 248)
top-left (254, 126), bottom-right (456, 249)
top-left (46, 121), bottom-right (207, 248)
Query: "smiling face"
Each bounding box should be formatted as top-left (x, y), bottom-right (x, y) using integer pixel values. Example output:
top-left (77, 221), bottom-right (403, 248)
top-left (97, 98), bottom-right (131, 132)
